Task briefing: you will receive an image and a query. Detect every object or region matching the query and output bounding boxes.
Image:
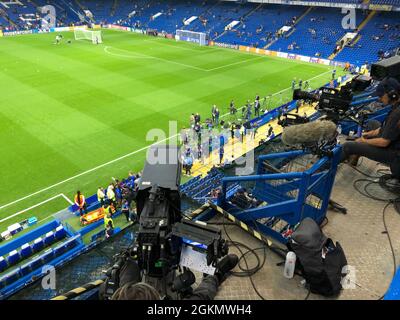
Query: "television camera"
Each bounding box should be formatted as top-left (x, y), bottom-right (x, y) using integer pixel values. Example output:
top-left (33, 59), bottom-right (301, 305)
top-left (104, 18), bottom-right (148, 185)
top-left (293, 83), bottom-right (354, 123)
top-left (102, 145), bottom-right (229, 299)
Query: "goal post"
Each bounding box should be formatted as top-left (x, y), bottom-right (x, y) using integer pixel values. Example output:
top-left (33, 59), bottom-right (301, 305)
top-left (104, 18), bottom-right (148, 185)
top-left (175, 30), bottom-right (207, 46)
top-left (74, 28), bottom-right (102, 44)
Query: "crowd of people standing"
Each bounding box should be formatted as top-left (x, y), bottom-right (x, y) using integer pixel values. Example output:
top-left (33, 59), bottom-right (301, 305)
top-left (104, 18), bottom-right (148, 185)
top-left (74, 170), bottom-right (142, 238)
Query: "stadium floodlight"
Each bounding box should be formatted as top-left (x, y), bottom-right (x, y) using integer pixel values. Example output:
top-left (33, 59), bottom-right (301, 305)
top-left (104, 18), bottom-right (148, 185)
top-left (176, 30), bottom-right (207, 46)
top-left (74, 28), bottom-right (102, 44)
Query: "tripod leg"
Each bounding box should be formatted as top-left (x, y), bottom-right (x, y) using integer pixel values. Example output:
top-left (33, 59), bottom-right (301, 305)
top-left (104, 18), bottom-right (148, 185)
top-left (329, 199), bottom-right (347, 214)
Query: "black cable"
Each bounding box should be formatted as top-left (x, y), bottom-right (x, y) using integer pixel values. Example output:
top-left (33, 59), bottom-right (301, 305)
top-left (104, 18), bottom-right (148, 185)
top-left (379, 174), bottom-right (400, 194)
top-left (353, 178), bottom-right (398, 202)
top-left (304, 288), bottom-right (311, 300)
top-left (221, 212), bottom-right (268, 300)
top-left (394, 199), bottom-right (400, 216)
top-left (378, 201), bottom-right (398, 300)
top-left (227, 241), bottom-right (266, 277)
top-left (382, 201), bottom-right (397, 279)
top-left (354, 178), bottom-right (398, 299)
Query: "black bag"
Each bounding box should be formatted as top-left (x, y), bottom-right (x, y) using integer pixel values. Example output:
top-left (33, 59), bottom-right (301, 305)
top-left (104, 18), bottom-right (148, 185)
top-left (288, 218), bottom-right (348, 297)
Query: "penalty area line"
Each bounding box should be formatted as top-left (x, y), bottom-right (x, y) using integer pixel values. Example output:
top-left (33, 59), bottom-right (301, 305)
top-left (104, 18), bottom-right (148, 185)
top-left (0, 194), bottom-right (74, 224)
top-left (104, 46), bottom-right (264, 72)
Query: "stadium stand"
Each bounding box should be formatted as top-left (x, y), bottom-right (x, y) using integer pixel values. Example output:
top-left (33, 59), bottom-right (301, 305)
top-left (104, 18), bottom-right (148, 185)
top-left (0, 219), bottom-right (83, 293)
top-left (216, 4), bottom-right (307, 48)
top-left (0, 0), bottom-right (398, 66)
top-left (337, 10), bottom-right (400, 64)
top-left (369, 0), bottom-right (400, 4)
top-left (0, 221), bottom-right (69, 274)
top-left (269, 7), bottom-right (357, 58)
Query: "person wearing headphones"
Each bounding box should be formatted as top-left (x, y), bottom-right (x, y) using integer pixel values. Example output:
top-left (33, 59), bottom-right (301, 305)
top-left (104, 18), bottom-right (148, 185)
top-left (341, 77), bottom-right (400, 179)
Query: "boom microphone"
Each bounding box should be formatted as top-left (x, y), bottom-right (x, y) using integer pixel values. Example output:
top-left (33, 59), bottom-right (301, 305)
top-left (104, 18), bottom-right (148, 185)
top-left (281, 120), bottom-right (337, 147)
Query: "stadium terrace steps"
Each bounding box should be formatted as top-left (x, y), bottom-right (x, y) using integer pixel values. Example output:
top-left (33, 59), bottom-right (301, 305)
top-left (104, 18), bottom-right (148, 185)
top-left (217, 4), bottom-right (306, 48)
top-left (358, 9), bottom-right (376, 31)
top-left (212, 2), bottom-right (263, 41)
top-left (111, 0), bottom-right (118, 17)
top-left (264, 5), bottom-right (313, 49)
top-left (75, 0), bottom-right (95, 23)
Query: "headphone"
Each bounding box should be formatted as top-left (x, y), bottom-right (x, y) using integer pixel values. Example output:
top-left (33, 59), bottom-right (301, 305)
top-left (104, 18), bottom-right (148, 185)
top-left (387, 89), bottom-right (399, 103)
top-left (382, 84), bottom-right (400, 102)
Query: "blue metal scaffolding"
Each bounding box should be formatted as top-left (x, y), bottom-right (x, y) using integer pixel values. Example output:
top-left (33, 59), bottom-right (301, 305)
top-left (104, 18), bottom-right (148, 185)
top-left (219, 146), bottom-right (342, 244)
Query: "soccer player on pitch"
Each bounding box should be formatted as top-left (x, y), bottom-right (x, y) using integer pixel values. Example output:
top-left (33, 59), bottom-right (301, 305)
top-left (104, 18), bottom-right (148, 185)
top-left (55, 34), bottom-right (62, 45)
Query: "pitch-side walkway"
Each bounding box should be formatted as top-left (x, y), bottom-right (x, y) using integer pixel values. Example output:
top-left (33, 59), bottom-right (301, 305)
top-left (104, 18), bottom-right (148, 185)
top-left (190, 102), bottom-right (317, 177)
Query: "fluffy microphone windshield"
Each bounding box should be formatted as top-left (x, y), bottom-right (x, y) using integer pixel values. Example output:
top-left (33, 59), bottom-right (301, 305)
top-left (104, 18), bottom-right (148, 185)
top-left (281, 121), bottom-right (337, 147)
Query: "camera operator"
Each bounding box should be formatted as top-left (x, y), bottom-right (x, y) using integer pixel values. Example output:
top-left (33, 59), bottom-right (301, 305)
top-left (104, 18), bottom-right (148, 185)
top-left (99, 254), bottom-right (239, 300)
top-left (341, 78), bottom-right (400, 179)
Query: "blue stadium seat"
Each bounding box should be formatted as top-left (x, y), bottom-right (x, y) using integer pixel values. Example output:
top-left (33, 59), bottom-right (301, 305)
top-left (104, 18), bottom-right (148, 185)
top-left (55, 225), bottom-right (66, 240)
top-left (44, 231), bottom-right (55, 246)
top-left (32, 237), bottom-right (44, 252)
top-left (41, 249), bottom-right (54, 264)
top-left (20, 243), bottom-right (33, 259)
top-left (65, 237), bottom-right (78, 250)
top-left (4, 269), bottom-right (20, 286)
top-left (0, 275), bottom-right (5, 290)
top-left (28, 255), bottom-right (43, 271)
top-left (53, 243), bottom-right (67, 257)
top-left (20, 262), bottom-right (32, 277)
top-left (0, 256), bottom-right (7, 273)
top-left (7, 250), bottom-right (21, 266)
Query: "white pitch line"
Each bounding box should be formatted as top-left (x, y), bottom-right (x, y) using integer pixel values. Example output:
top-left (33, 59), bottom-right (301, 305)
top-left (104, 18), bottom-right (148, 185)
top-left (0, 194), bottom-right (72, 224)
top-left (61, 193), bottom-right (74, 205)
top-left (105, 45), bottom-right (263, 72)
top-left (104, 46), bottom-right (207, 71)
top-left (144, 39), bottom-right (220, 53)
top-left (0, 69), bottom-right (333, 211)
top-left (206, 56), bottom-right (265, 71)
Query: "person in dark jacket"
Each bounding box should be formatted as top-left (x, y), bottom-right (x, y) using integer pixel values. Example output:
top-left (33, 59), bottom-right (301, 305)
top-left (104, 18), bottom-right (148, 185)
top-left (105, 254), bottom-right (238, 300)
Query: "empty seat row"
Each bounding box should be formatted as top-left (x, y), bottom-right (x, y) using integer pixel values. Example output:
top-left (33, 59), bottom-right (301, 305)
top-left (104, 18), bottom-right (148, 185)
top-left (0, 235), bottom-right (79, 290)
top-left (0, 225), bottom-right (66, 273)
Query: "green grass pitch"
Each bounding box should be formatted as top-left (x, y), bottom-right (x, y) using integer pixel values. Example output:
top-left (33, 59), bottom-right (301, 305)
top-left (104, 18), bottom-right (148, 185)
top-left (0, 29), bottom-right (339, 232)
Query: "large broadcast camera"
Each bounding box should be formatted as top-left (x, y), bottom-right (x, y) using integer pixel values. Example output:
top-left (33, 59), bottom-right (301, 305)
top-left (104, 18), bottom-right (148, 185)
top-left (103, 145), bottom-right (228, 299)
top-left (293, 83), bottom-right (354, 123)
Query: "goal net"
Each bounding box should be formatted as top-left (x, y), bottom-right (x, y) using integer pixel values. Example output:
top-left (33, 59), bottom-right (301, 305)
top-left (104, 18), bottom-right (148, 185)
top-left (74, 28), bottom-right (102, 44)
top-left (176, 30), bottom-right (207, 46)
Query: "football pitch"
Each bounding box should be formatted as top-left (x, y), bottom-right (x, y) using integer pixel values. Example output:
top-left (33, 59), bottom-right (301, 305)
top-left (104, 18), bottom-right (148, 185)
top-left (0, 29), bottom-right (338, 231)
